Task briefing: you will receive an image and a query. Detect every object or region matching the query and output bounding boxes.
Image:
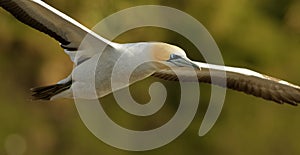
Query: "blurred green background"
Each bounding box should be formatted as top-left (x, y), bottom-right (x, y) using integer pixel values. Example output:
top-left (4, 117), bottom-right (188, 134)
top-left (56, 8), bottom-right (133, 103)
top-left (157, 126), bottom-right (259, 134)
top-left (1, 0), bottom-right (300, 155)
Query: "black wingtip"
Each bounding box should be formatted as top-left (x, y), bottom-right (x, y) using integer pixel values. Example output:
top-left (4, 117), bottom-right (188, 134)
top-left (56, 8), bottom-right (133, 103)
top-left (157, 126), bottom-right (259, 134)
top-left (0, 0), bottom-right (70, 45)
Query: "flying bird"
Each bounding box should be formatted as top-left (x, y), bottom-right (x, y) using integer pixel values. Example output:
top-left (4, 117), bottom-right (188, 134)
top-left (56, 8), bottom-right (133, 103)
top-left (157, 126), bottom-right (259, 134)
top-left (1, 0), bottom-right (300, 105)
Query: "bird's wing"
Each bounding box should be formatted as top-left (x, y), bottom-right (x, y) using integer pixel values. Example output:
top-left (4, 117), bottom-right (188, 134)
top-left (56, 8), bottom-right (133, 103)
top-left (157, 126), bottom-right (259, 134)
top-left (152, 61), bottom-right (300, 106)
top-left (0, 0), bottom-right (117, 65)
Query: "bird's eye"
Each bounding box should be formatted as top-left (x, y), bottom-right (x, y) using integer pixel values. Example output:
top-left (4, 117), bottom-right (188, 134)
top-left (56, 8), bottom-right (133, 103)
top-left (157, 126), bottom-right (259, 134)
top-left (170, 54), bottom-right (181, 60)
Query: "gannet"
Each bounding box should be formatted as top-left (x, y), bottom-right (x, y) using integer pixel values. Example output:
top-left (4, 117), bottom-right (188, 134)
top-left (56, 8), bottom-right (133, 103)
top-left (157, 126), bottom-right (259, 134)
top-left (1, 0), bottom-right (300, 105)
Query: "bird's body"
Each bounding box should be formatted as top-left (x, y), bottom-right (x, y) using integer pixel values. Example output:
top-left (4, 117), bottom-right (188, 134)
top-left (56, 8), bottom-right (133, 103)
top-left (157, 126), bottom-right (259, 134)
top-left (1, 0), bottom-right (300, 105)
top-left (57, 42), bottom-right (176, 100)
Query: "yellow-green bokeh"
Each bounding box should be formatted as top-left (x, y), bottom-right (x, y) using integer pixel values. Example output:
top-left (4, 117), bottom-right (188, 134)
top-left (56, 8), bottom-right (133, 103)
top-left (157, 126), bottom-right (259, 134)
top-left (0, 0), bottom-right (300, 155)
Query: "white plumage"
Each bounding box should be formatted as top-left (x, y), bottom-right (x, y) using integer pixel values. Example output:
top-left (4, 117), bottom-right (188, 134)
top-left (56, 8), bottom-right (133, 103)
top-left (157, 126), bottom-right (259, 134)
top-left (1, 0), bottom-right (300, 105)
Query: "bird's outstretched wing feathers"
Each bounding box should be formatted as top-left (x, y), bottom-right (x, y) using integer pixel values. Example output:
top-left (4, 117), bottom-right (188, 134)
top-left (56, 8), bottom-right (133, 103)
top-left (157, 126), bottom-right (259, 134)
top-left (0, 0), bottom-right (115, 65)
top-left (2, 0), bottom-right (299, 104)
top-left (152, 62), bottom-right (300, 106)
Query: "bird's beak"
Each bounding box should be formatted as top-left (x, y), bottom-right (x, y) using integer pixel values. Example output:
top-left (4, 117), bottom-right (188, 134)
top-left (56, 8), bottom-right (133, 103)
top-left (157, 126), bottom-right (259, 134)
top-left (167, 56), bottom-right (200, 70)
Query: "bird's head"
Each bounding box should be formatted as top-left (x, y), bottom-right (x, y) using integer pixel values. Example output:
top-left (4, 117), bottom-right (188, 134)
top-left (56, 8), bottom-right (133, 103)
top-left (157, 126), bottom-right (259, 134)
top-left (149, 43), bottom-right (200, 70)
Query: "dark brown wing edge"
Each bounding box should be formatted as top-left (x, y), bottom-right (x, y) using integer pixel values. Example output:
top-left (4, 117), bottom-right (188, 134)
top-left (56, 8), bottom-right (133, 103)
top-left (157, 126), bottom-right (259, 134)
top-left (0, 0), bottom-right (71, 46)
top-left (152, 69), bottom-right (300, 106)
